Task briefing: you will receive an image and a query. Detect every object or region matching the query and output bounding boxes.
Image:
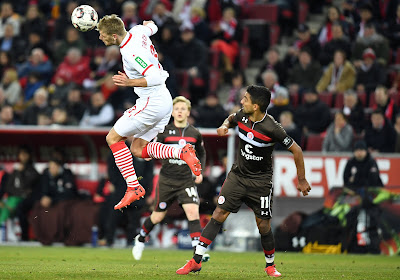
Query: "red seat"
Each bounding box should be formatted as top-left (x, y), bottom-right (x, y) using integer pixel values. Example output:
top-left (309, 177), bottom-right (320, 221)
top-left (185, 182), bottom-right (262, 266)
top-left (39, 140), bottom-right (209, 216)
top-left (334, 94), bottom-right (344, 108)
top-left (298, 1), bottom-right (309, 24)
top-left (241, 26), bottom-right (249, 45)
top-left (369, 92), bottom-right (377, 108)
top-left (208, 69), bottom-right (220, 93)
top-left (357, 92), bottom-right (367, 106)
top-left (269, 24), bottom-right (280, 46)
top-left (319, 92), bottom-right (333, 107)
top-left (76, 180), bottom-right (98, 196)
top-left (245, 4), bottom-right (278, 23)
top-left (305, 134), bottom-right (324, 151)
top-left (290, 91), bottom-right (299, 108)
top-left (239, 45), bottom-right (251, 69)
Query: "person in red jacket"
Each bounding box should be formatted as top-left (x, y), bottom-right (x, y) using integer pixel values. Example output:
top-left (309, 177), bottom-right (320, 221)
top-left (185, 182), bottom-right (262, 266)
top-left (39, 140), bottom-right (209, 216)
top-left (53, 48), bottom-right (90, 86)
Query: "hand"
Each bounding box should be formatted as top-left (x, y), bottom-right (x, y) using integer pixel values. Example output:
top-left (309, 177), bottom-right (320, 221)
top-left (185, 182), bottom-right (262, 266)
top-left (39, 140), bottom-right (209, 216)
top-left (217, 126), bottom-right (229, 136)
top-left (112, 71), bottom-right (130, 87)
top-left (40, 196), bottom-right (52, 208)
top-left (297, 179), bottom-right (311, 196)
top-left (195, 174), bottom-right (203, 184)
top-left (143, 20), bottom-right (155, 26)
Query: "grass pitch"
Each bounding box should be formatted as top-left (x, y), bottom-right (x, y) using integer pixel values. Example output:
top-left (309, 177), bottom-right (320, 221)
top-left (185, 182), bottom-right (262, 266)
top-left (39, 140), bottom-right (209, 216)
top-left (0, 246), bottom-right (399, 279)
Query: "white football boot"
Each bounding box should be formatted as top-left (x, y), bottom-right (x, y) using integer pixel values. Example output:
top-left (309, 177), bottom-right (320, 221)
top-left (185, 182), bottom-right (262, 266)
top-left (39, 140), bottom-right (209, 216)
top-left (132, 235), bottom-right (145, 260)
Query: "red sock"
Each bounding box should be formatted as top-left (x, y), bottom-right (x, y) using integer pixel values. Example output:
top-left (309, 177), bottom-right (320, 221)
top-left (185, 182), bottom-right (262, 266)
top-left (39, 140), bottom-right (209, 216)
top-left (144, 142), bottom-right (182, 159)
top-left (110, 141), bottom-right (140, 190)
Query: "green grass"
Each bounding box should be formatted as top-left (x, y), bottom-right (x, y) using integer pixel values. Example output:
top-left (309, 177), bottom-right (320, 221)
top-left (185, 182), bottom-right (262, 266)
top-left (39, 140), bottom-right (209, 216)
top-left (0, 246), bottom-right (399, 279)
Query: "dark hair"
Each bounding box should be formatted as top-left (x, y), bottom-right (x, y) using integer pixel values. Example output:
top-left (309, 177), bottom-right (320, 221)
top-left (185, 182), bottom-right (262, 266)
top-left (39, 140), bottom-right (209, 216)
top-left (18, 145), bottom-right (34, 164)
top-left (246, 85), bottom-right (271, 113)
top-left (371, 109), bottom-right (384, 116)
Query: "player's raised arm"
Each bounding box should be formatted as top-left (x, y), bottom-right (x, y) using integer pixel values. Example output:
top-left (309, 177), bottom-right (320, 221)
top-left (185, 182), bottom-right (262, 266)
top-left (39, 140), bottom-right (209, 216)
top-left (287, 142), bottom-right (311, 196)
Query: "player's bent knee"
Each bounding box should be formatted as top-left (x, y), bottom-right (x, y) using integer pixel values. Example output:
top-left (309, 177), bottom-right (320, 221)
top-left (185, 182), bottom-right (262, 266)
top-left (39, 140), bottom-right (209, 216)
top-left (130, 146), bottom-right (143, 158)
top-left (212, 207), bottom-right (230, 222)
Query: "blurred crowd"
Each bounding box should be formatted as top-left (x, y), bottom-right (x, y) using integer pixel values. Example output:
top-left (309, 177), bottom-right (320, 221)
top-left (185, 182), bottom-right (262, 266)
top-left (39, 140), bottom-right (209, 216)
top-left (0, 0), bottom-right (399, 154)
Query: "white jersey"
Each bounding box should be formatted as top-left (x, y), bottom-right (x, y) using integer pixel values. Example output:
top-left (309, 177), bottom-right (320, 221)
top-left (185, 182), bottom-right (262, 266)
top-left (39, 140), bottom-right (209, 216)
top-left (119, 24), bottom-right (169, 98)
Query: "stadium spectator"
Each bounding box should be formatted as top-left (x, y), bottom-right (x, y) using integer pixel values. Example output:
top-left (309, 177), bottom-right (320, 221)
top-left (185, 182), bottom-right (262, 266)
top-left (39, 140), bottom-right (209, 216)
top-left (20, 4), bottom-right (46, 39)
top-left (24, 31), bottom-right (53, 65)
top-left (285, 24), bottom-right (320, 68)
top-left (79, 91), bottom-right (115, 127)
top-left (157, 51), bottom-right (178, 98)
top-left (386, 4), bottom-right (400, 49)
top-left (190, 7), bottom-right (211, 44)
top-left (54, 27), bottom-right (86, 65)
top-left (2, 145), bottom-right (39, 241)
top-left (275, 111), bottom-right (302, 151)
top-left (0, 104), bottom-right (16, 125)
top-left (223, 71), bottom-right (246, 113)
top-left (29, 158), bottom-right (78, 245)
top-left (355, 3), bottom-right (375, 38)
top-left (352, 22), bottom-right (390, 66)
top-left (210, 7), bottom-right (239, 74)
top-left (0, 23), bottom-right (25, 63)
top-left (22, 87), bottom-right (50, 125)
top-left (0, 2), bottom-right (21, 38)
top-left (364, 109), bottom-right (396, 153)
top-left (0, 68), bottom-right (21, 106)
top-left (53, 1), bottom-right (78, 41)
top-left (151, 1), bottom-right (175, 33)
top-left (256, 47), bottom-right (287, 85)
top-left (322, 111), bottom-right (353, 152)
top-left (287, 48), bottom-right (322, 94)
top-left (355, 48), bottom-right (386, 96)
top-left (17, 48), bottom-right (53, 84)
top-left (53, 48), bottom-right (91, 86)
top-left (0, 51), bottom-right (13, 78)
top-left (316, 50), bottom-right (356, 94)
top-left (121, 1), bottom-right (141, 30)
top-left (175, 23), bottom-right (208, 105)
top-left (343, 140), bottom-right (383, 188)
top-left (342, 90), bottom-right (365, 134)
top-left (157, 24), bottom-right (179, 61)
top-left (395, 114), bottom-right (400, 153)
top-left (89, 46), bottom-right (121, 80)
top-left (140, 0), bottom-right (173, 22)
top-left (261, 69), bottom-right (288, 107)
top-left (318, 5), bottom-right (349, 46)
top-left (373, 86), bottom-right (398, 124)
top-left (295, 89), bottom-right (331, 134)
top-left (51, 107), bottom-right (70, 126)
top-left (267, 87), bottom-right (293, 122)
top-left (193, 94), bottom-right (227, 128)
top-left (172, 0), bottom-right (206, 26)
top-left (65, 86), bottom-right (86, 125)
top-left (319, 21), bottom-right (352, 66)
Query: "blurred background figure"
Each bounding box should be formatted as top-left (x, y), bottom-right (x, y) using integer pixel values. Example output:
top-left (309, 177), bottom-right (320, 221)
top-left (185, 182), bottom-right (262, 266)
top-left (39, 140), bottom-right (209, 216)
top-left (322, 111), bottom-right (353, 152)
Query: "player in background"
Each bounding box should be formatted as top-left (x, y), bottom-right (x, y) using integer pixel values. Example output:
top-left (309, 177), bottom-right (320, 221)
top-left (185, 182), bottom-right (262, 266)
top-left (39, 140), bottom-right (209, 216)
top-left (97, 15), bottom-right (201, 210)
top-left (176, 85), bottom-right (311, 277)
top-left (132, 96), bottom-right (206, 260)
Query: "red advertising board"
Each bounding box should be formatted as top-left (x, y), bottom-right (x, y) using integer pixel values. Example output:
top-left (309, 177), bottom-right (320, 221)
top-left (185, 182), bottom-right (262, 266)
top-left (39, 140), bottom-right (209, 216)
top-left (274, 154), bottom-right (400, 197)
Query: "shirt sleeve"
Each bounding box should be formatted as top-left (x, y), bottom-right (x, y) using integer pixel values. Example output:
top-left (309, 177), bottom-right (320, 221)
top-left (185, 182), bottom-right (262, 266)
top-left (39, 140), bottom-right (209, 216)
top-left (229, 109), bottom-right (244, 127)
top-left (131, 51), bottom-right (154, 76)
top-left (271, 120), bottom-right (294, 149)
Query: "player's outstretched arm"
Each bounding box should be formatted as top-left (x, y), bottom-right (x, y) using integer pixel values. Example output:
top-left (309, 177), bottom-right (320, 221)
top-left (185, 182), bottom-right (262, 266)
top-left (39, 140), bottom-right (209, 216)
top-left (288, 142), bottom-right (311, 196)
top-left (113, 71), bottom-right (148, 87)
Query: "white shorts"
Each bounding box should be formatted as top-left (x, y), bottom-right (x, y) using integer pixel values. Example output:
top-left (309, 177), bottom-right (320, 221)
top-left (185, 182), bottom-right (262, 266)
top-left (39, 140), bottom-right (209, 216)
top-left (113, 88), bottom-right (172, 142)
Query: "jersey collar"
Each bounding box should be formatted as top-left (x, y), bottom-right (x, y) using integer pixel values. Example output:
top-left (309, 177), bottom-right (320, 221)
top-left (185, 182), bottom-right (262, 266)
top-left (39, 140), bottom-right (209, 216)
top-left (120, 32), bottom-right (132, 49)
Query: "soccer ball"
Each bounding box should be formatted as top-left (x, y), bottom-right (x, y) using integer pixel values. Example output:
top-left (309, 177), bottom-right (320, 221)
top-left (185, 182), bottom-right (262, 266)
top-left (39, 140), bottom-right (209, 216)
top-left (71, 5), bottom-right (98, 32)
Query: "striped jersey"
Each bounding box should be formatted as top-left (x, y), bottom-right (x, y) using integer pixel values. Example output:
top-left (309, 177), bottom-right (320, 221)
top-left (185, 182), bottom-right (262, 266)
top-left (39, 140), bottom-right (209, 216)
top-left (156, 123), bottom-right (206, 180)
top-left (119, 24), bottom-right (169, 98)
top-left (229, 109), bottom-right (293, 179)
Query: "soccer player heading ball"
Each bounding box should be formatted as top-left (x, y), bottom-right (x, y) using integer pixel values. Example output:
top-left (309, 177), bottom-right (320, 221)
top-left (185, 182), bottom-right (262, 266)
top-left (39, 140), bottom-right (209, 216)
top-left (97, 15), bottom-right (201, 210)
top-left (176, 85), bottom-right (311, 277)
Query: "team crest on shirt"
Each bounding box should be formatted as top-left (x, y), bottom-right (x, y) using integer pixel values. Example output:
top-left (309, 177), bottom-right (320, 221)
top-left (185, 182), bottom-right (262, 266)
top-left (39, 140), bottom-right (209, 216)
top-left (247, 132), bottom-right (254, 140)
top-left (218, 196), bottom-right (225, 205)
top-left (159, 202), bottom-right (167, 209)
top-left (179, 139), bottom-right (187, 147)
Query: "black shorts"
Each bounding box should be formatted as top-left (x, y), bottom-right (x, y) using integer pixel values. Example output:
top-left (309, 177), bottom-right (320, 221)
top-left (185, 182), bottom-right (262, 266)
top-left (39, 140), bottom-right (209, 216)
top-left (153, 173), bottom-right (199, 212)
top-left (217, 171), bottom-right (273, 220)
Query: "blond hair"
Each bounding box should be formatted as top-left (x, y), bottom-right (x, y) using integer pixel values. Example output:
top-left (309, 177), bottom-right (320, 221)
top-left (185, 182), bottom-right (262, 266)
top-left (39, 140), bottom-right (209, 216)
top-left (97, 14), bottom-right (125, 36)
top-left (173, 96), bottom-right (191, 111)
